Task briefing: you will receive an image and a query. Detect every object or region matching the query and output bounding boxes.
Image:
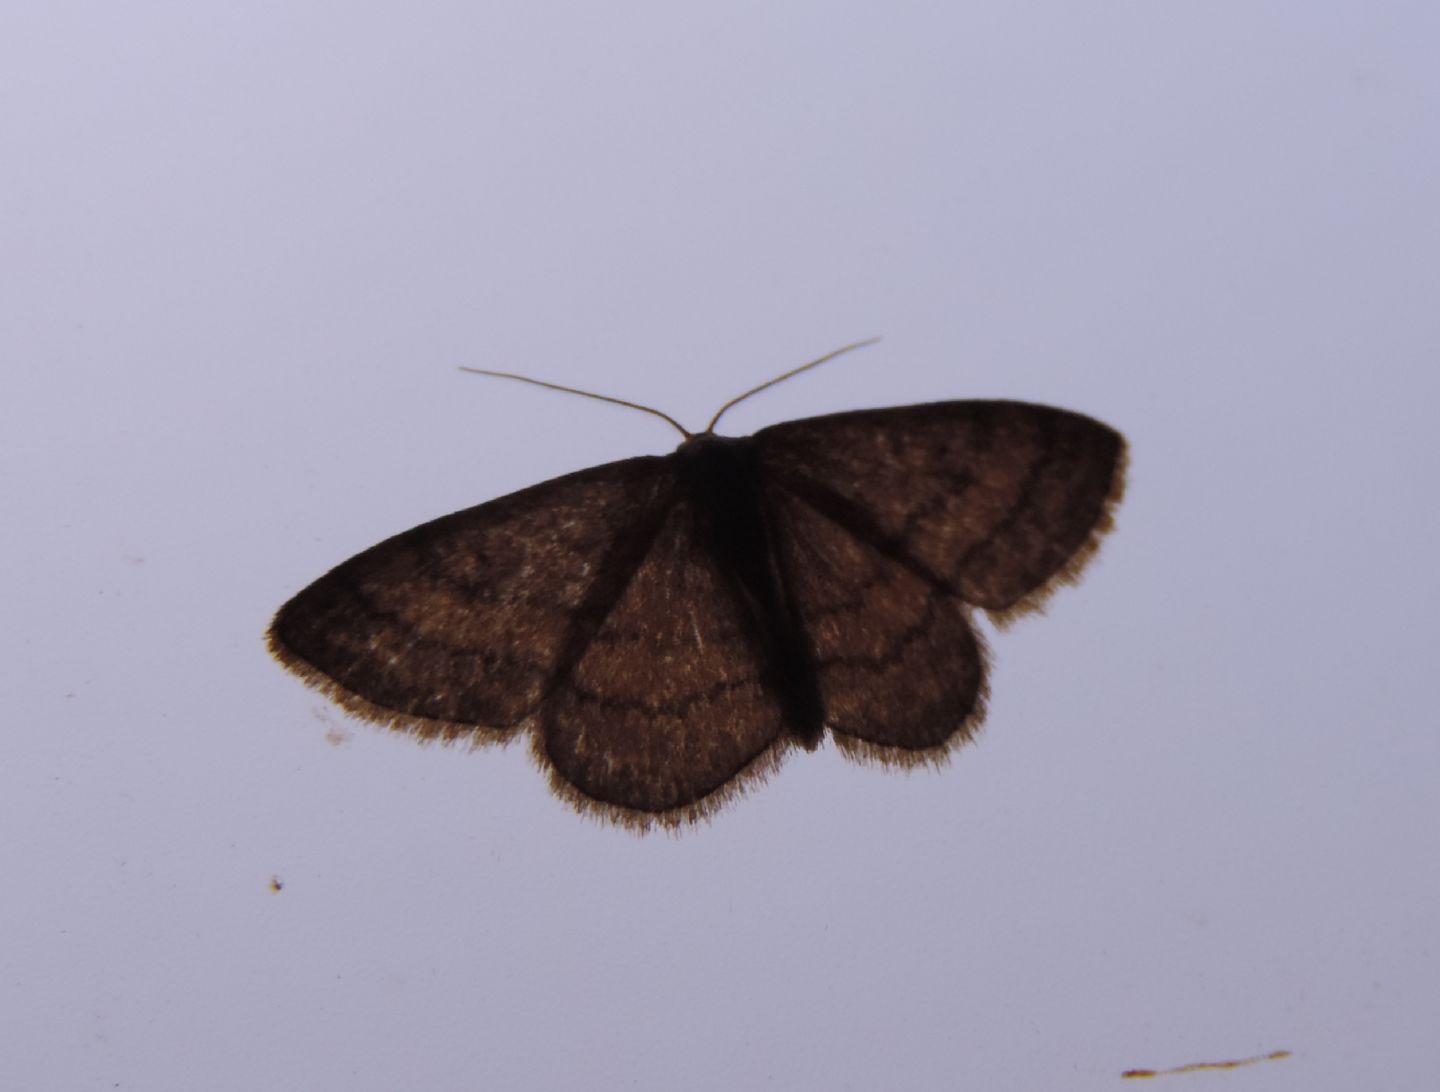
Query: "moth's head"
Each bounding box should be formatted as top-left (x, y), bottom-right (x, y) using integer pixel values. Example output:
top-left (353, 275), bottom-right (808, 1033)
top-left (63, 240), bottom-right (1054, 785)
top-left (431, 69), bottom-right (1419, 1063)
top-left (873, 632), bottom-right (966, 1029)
top-left (676, 430), bottom-right (742, 455)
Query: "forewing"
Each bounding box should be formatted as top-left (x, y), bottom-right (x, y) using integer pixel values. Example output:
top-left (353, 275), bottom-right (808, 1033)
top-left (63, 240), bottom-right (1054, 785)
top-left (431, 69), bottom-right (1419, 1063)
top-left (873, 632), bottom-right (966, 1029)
top-left (541, 495), bottom-right (788, 822)
top-left (268, 456), bottom-right (673, 735)
top-left (763, 482), bottom-right (985, 756)
top-left (755, 401), bottom-right (1125, 616)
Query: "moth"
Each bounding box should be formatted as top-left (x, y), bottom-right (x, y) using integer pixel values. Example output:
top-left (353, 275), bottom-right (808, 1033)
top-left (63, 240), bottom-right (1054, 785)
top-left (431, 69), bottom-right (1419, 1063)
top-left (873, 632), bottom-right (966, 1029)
top-left (268, 343), bottom-right (1126, 829)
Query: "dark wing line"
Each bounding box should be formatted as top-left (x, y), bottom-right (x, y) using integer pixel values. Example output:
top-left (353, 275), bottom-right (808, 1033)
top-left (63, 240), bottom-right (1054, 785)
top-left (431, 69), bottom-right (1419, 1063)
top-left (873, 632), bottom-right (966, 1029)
top-left (559, 673), bottom-right (762, 720)
top-left (538, 491), bottom-right (682, 708)
top-left (269, 454), bottom-right (680, 739)
top-left (948, 430), bottom-right (1079, 575)
top-left (755, 400), bottom-right (1124, 618)
top-left (331, 513), bottom-right (765, 694)
top-left (990, 435), bottom-right (1123, 625)
top-left (763, 464), bottom-right (961, 595)
top-left (808, 586), bottom-right (952, 672)
top-left (325, 569), bottom-right (548, 674)
top-left (759, 472), bottom-right (988, 761)
top-left (536, 493), bottom-right (795, 827)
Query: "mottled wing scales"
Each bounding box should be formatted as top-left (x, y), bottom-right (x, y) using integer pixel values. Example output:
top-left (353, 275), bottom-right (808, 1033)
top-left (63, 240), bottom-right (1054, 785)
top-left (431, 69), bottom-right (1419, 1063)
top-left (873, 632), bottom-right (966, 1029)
top-left (543, 498), bottom-right (788, 819)
top-left (270, 395), bottom-right (1125, 828)
top-left (268, 457), bottom-right (671, 735)
top-left (765, 485), bottom-right (985, 757)
top-left (756, 401), bottom-right (1125, 618)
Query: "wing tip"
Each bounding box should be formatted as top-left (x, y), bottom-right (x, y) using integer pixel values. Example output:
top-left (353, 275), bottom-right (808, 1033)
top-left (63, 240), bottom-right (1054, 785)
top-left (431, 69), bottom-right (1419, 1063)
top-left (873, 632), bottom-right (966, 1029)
top-left (985, 433), bottom-right (1129, 630)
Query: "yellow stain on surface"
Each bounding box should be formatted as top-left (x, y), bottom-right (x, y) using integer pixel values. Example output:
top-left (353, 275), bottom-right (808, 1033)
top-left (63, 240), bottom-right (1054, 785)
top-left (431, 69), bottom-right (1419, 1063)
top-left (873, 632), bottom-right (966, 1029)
top-left (1122, 1050), bottom-right (1291, 1079)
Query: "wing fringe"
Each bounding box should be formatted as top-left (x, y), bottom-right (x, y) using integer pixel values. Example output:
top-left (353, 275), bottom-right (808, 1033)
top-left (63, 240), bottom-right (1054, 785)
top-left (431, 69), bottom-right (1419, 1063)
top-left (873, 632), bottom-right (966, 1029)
top-left (268, 617), bottom-right (797, 832)
top-left (985, 439), bottom-right (1129, 629)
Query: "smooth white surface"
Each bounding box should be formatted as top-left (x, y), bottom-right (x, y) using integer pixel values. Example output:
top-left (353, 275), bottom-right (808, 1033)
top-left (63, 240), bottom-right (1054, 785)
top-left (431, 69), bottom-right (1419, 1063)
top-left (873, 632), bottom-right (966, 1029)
top-left (3, 4), bottom-right (1436, 1089)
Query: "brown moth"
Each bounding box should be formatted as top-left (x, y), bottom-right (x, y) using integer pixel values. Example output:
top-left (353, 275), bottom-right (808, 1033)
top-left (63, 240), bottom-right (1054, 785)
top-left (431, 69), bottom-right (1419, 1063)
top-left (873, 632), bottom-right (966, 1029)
top-left (267, 344), bottom-right (1126, 829)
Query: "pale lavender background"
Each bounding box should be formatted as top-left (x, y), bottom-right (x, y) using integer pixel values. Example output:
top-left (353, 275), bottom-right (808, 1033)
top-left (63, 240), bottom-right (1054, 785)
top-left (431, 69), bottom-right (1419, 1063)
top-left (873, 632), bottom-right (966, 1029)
top-left (3, 3), bottom-right (1437, 1090)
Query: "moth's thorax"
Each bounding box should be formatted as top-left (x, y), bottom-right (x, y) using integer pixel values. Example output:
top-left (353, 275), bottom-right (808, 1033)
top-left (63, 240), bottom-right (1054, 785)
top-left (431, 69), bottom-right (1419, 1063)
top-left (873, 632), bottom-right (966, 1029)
top-left (673, 432), bottom-right (766, 518)
top-left (673, 432), bottom-right (761, 498)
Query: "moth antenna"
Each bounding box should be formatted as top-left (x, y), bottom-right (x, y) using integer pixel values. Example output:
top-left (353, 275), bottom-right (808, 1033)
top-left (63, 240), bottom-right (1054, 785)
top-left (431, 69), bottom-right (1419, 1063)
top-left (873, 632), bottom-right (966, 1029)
top-left (704, 337), bottom-right (882, 434)
top-left (459, 367), bottom-right (691, 438)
